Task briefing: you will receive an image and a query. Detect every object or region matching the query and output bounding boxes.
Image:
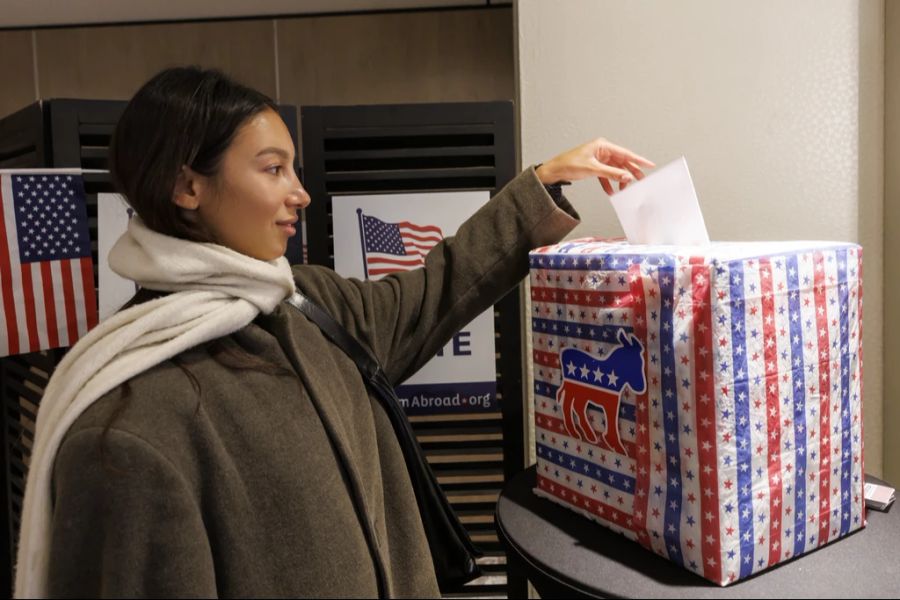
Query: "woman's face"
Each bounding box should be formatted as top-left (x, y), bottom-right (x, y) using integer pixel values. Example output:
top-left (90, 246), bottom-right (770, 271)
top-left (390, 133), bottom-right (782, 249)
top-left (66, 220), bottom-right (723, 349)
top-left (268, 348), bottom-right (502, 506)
top-left (186, 108), bottom-right (309, 261)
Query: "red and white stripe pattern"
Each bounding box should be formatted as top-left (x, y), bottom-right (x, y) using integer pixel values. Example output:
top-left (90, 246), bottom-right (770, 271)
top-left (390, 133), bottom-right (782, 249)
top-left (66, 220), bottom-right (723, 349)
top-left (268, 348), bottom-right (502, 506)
top-left (0, 172), bottom-right (97, 357)
top-left (529, 240), bottom-right (864, 586)
top-left (530, 249), bottom-right (643, 541)
top-left (359, 211), bottom-right (443, 278)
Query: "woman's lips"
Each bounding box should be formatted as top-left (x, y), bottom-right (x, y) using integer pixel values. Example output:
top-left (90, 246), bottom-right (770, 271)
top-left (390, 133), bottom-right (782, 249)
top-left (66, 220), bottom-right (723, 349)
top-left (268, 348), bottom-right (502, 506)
top-left (277, 217), bottom-right (298, 236)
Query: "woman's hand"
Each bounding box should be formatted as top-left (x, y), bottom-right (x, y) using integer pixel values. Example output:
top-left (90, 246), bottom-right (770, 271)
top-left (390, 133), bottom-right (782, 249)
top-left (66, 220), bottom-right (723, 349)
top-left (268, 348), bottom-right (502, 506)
top-left (536, 138), bottom-right (655, 195)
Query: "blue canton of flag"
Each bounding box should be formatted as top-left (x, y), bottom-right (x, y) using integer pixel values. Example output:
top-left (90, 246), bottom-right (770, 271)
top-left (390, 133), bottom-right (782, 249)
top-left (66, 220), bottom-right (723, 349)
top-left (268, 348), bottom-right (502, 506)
top-left (13, 174), bottom-right (92, 262)
top-left (362, 213), bottom-right (407, 256)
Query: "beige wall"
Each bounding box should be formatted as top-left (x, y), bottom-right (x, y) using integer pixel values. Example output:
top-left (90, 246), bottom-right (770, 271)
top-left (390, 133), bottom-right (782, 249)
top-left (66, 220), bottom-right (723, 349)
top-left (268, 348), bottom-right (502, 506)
top-left (0, 7), bottom-right (514, 129)
top-left (884, 2), bottom-right (900, 485)
top-left (517, 0), bottom-right (886, 475)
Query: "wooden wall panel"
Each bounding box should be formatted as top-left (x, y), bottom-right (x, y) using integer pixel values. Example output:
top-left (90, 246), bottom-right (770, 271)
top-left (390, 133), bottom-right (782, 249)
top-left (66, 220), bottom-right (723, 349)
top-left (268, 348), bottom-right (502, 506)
top-left (277, 8), bottom-right (514, 106)
top-left (0, 30), bottom-right (36, 119)
top-left (35, 20), bottom-right (278, 100)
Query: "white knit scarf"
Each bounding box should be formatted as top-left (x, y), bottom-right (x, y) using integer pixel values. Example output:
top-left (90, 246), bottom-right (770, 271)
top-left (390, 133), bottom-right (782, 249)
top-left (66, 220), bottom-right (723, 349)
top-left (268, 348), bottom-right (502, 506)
top-left (14, 216), bottom-right (296, 598)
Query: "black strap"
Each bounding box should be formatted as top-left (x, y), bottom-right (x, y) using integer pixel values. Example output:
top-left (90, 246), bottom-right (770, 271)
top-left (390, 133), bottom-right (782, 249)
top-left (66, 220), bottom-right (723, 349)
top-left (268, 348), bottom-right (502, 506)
top-left (286, 289), bottom-right (482, 591)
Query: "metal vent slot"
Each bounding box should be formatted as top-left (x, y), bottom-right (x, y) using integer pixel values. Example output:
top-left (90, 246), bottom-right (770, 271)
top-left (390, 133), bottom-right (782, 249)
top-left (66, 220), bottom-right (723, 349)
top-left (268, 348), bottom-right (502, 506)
top-left (325, 154), bottom-right (495, 172)
top-left (323, 131), bottom-right (494, 151)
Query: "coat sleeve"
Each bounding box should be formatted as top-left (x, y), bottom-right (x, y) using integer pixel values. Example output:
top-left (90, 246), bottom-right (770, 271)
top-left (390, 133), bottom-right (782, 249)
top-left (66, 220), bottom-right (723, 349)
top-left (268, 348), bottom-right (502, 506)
top-left (47, 427), bottom-right (217, 598)
top-left (293, 165), bottom-right (580, 384)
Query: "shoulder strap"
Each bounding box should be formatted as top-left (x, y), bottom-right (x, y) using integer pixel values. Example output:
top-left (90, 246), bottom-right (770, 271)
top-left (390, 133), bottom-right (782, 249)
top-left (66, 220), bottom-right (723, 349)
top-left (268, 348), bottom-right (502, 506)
top-left (285, 288), bottom-right (481, 591)
top-left (286, 290), bottom-right (383, 382)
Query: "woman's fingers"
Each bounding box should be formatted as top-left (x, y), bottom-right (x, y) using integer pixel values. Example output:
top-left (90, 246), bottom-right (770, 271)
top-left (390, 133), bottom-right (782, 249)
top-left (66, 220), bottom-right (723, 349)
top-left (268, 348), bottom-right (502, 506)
top-left (598, 176), bottom-right (615, 196)
top-left (605, 141), bottom-right (655, 169)
top-left (593, 160), bottom-right (633, 184)
top-left (623, 160), bottom-right (646, 181)
top-left (540, 138), bottom-right (653, 194)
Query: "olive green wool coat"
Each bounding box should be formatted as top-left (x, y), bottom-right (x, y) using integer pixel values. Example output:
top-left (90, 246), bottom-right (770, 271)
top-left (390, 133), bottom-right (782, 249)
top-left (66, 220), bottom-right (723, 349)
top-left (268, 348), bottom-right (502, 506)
top-left (45, 167), bottom-right (579, 598)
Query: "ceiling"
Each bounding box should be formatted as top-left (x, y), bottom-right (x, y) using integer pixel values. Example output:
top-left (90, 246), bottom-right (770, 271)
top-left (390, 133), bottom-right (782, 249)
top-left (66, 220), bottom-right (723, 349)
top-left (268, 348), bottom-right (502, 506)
top-left (0, 0), bottom-right (507, 29)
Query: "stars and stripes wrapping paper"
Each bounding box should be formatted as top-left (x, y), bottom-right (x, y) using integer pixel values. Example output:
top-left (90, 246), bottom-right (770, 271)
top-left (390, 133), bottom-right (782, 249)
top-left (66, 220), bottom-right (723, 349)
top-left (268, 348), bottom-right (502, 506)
top-left (528, 238), bottom-right (864, 586)
top-left (357, 209), bottom-right (443, 278)
top-left (0, 171), bottom-right (97, 357)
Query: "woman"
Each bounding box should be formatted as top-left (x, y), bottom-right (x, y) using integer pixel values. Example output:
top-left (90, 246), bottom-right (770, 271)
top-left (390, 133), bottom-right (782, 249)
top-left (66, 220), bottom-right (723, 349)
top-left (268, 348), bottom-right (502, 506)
top-left (15, 66), bottom-right (653, 598)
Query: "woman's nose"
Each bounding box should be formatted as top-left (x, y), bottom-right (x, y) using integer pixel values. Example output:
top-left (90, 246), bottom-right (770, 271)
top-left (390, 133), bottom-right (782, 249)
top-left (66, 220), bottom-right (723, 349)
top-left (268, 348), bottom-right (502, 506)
top-left (289, 182), bottom-right (311, 209)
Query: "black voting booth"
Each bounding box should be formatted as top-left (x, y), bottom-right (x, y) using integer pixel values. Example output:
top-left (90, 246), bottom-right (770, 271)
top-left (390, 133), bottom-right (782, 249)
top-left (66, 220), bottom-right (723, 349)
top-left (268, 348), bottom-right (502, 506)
top-left (0, 99), bottom-right (526, 598)
top-left (0, 99), bottom-right (130, 598)
top-left (301, 102), bottom-right (525, 598)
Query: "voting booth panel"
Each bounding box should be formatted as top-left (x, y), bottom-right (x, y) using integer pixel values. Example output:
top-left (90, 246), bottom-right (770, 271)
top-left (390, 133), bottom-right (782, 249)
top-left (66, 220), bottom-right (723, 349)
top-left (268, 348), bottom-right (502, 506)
top-left (302, 102), bottom-right (526, 597)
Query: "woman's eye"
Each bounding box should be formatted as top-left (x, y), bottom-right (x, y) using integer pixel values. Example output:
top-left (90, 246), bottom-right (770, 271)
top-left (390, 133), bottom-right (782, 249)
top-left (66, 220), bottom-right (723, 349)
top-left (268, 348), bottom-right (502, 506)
top-left (266, 165), bottom-right (283, 175)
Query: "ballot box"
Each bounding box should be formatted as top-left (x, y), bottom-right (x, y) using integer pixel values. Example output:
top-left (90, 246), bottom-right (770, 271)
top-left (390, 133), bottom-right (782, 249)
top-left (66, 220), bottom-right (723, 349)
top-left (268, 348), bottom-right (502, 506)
top-left (529, 238), bottom-right (865, 585)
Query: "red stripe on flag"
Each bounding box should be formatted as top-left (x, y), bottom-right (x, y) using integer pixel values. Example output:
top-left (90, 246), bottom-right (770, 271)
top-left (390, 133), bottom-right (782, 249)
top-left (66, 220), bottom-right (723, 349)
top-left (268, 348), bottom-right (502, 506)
top-left (368, 267), bottom-right (422, 276)
top-left (0, 182), bottom-right (21, 355)
top-left (689, 257), bottom-right (722, 582)
top-left (367, 256), bottom-right (423, 267)
top-left (628, 263), bottom-right (653, 550)
top-left (812, 251), bottom-right (832, 545)
top-left (758, 258), bottom-right (783, 566)
top-left (536, 472), bottom-right (637, 532)
top-left (40, 261), bottom-right (59, 349)
top-left (398, 221), bottom-right (442, 235)
top-left (61, 259), bottom-right (79, 345)
top-left (404, 242), bottom-right (437, 252)
top-left (399, 231), bottom-right (442, 244)
top-left (80, 256), bottom-right (98, 330)
top-left (19, 263), bottom-right (39, 353)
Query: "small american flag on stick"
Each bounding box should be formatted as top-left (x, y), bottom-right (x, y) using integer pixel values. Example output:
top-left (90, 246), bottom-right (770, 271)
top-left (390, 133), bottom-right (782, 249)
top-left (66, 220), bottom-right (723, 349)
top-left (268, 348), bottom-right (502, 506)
top-left (357, 209), bottom-right (443, 279)
top-left (0, 171), bottom-right (97, 357)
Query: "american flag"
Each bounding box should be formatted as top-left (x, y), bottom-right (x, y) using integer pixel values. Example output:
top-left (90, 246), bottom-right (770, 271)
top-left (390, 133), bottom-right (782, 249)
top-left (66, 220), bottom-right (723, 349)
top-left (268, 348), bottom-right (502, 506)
top-left (358, 210), bottom-right (442, 278)
top-left (529, 240), bottom-right (864, 586)
top-left (0, 172), bottom-right (98, 357)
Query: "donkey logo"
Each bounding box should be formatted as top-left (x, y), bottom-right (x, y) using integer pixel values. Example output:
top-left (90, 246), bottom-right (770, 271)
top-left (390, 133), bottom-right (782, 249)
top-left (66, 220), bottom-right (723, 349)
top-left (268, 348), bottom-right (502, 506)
top-left (556, 329), bottom-right (646, 455)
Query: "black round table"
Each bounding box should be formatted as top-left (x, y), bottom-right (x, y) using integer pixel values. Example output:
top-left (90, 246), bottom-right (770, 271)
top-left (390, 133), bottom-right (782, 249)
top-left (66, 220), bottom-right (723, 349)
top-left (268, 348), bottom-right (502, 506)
top-left (495, 465), bottom-right (899, 599)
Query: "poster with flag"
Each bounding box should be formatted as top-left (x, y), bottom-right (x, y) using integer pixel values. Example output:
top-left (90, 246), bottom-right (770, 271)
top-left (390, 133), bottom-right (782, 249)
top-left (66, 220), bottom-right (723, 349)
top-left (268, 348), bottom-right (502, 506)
top-left (358, 211), bottom-right (443, 278)
top-left (529, 238), bottom-right (865, 586)
top-left (0, 170), bottom-right (98, 357)
top-left (332, 191), bottom-right (495, 415)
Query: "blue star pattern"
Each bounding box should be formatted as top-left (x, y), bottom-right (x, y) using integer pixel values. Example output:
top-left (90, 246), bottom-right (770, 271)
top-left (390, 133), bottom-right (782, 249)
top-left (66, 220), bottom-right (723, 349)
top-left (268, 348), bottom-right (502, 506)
top-left (12, 174), bottom-right (91, 262)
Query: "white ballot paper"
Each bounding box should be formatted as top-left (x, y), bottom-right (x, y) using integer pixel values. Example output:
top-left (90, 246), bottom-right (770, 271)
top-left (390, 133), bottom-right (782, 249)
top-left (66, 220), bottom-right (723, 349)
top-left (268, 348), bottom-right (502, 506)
top-left (609, 156), bottom-right (710, 245)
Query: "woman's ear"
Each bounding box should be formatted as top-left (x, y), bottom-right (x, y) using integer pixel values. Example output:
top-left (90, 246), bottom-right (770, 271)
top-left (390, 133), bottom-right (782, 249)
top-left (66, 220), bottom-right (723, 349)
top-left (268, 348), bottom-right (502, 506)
top-left (172, 166), bottom-right (204, 211)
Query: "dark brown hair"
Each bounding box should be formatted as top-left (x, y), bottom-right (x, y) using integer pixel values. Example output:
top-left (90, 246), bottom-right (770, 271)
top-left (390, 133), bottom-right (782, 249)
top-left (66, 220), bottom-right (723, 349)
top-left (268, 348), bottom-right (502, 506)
top-left (109, 65), bottom-right (278, 242)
